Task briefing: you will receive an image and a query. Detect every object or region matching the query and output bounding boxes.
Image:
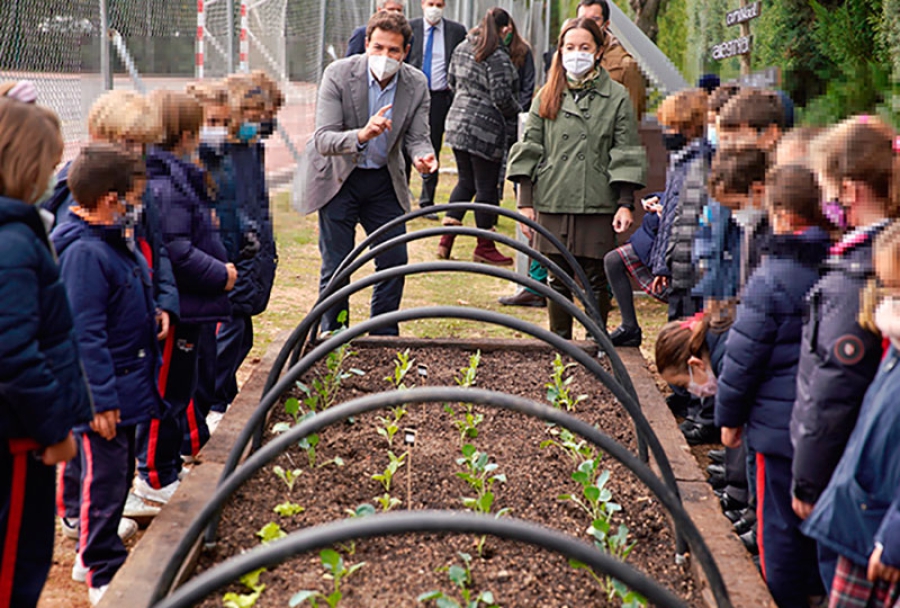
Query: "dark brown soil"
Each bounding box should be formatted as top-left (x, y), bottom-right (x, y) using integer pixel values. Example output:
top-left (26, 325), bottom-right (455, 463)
top-left (194, 346), bottom-right (702, 607)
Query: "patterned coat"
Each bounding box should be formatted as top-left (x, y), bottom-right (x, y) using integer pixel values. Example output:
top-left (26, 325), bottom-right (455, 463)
top-left (445, 37), bottom-right (521, 162)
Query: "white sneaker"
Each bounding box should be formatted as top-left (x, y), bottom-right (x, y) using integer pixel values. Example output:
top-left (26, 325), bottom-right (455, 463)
top-left (88, 584), bottom-right (108, 606)
top-left (117, 517), bottom-right (138, 541)
top-left (123, 492), bottom-right (160, 519)
top-left (206, 410), bottom-right (225, 434)
top-left (133, 477), bottom-right (180, 505)
top-left (60, 517), bottom-right (79, 540)
top-left (72, 554), bottom-right (89, 582)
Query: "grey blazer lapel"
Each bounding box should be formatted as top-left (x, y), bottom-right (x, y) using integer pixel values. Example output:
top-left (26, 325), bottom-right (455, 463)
top-left (386, 69), bottom-right (411, 152)
top-left (349, 55), bottom-right (368, 129)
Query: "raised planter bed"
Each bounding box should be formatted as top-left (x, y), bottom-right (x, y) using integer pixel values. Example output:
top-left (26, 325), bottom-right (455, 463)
top-left (100, 337), bottom-right (772, 608)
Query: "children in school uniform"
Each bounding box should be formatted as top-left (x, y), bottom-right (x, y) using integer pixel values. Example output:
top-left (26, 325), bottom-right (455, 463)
top-left (0, 98), bottom-right (92, 608)
top-left (51, 143), bottom-right (165, 605)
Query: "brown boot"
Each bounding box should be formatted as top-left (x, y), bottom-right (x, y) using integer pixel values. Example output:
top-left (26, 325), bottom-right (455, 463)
top-left (437, 234), bottom-right (455, 259)
top-left (472, 238), bottom-right (513, 266)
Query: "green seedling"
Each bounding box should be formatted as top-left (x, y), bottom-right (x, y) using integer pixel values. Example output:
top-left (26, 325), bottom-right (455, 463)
top-left (374, 492), bottom-right (402, 512)
top-left (256, 522), bottom-right (286, 544)
top-left (456, 444), bottom-right (508, 516)
top-left (558, 459), bottom-right (621, 526)
top-left (376, 407), bottom-right (406, 448)
top-left (418, 552), bottom-right (499, 608)
top-left (454, 350), bottom-right (482, 414)
top-left (546, 354), bottom-right (587, 412)
top-left (273, 465), bottom-right (303, 492)
top-left (569, 559), bottom-right (646, 607)
top-left (452, 411), bottom-right (484, 447)
top-left (317, 456), bottom-right (345, 469)
top-left (273, 501), bottom-right (305, 517)
top-left (540, 427), bottom-right (597, 465)
top-left (290, 549), bottom-right (365, 608)
top-left (339, 503), bottom-right (376, 554)
top-left (223, 567), bottom-right (267, 608)
top-left (385, 348), bottom-right (415, 390)
top-left (372, 451), bottom-right (407, 493)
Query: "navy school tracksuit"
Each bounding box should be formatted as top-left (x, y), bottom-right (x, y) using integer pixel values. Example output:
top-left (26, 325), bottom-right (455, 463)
top-left (716, 227), bottom-right (831, 607)
top-left (138, 147), bottom-right (231, 486)
top-left (0, 198), bottom-right (93, 608)
top-left (52, 214), bottom-right (164, 590)
top-left (55, 164), bottom-right (181, 520)
top-left (185, 141), bottom-right (275, 455)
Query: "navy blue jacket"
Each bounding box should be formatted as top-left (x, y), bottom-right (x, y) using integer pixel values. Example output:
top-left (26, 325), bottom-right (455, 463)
top-left (52, 215), bottom-right (165, 428)
top-left (715, 227), bottom-right (831, 458)
top-left (43, 161), bottom-right (180, 321)
top-left (802, 346), bottom-right (900, 568)
top-left (228, 142), bottom-right (277, 316)
top-left (146, 147), bottom-right (231, 324)
top-left (627, 193), bottom-right (663, 265)
top-left (0, 197), bottom-right (93, 445)
top-left (199, 143), bottom-right (244, 262)
top-left (790, 223), bottom-right (888, 504)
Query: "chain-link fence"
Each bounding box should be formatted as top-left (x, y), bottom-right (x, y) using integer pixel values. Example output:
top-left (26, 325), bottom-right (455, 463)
top-left (1, 0), bottom-right (549, 164)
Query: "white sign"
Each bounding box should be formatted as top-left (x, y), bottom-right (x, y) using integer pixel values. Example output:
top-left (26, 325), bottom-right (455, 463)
top-left (726, 2), bottom-right (761, 27)
top-left (711, 35), bottom-right (752, 61)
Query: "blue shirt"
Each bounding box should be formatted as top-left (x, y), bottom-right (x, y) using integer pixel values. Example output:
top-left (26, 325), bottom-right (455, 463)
top-left (358, 66), bottom-right (398, 169)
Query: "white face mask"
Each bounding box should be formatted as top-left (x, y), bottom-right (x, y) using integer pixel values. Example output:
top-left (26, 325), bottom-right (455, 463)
top-left (562, 51), bottom-right (596, 79)
top-left (200, 125), bottom-right (228, 149)
top-left (423, 6), bottom-right (444, 25)
top-left (33, 173), bottom-right (57, 206)
top-left (368, 54), bottom-right (401, 81)
top-left (687, 364), bottom-right (718, 398)
top-left (876, 296), bottom-right (900, 349)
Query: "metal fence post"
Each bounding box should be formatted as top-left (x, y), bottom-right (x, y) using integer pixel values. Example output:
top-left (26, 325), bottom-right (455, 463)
top-left (227, 0), bottom-right (236, 73)
top-left (316, 0), bottom-right (327, 81)
top-left (99, 0), bottom-right (112, 90)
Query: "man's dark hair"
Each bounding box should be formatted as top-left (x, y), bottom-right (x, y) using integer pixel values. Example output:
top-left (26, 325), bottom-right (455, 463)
top-left (709, 147), bottom-right (768, 196)
top-left (69, 143), bottom-right (143, 210)
top-left (366, 11), bottom-right (413, 48)
top-left (719, 88), bottom-right (785, 131)
top-left (578, 0), bottom-right (610, 22)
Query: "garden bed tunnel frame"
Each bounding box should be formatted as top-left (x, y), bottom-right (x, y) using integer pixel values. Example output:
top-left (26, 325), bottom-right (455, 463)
top-left (153, 511), bottom-right (690, 608)
top-left (217, 306), bottom-right (685, 554)
top-left (150, 387), bottom-right (731, 607)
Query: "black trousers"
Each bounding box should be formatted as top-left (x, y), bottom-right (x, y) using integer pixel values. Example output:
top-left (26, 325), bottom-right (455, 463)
top-left (445, 149), bottom-right (501, 229)
top-left (418, 89), bottom-right (453, 206)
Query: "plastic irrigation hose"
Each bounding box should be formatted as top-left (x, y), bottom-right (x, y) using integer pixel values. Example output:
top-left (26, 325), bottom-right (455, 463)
top-left (327, 202), bottom-right (602, 322)
top-left (151, 389), bottom-right (728, 607)
top-left (153, 511), bottom-right (693, 608)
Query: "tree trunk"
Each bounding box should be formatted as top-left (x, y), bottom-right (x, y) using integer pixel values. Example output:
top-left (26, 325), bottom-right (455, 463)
top-left (629, 0), bottom-right (665, 42)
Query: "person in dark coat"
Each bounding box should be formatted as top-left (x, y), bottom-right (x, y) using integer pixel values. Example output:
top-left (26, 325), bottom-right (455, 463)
top-left (0, 98), bottom-right (92, 608)
top-left (408, 0), bottom-right (468, 210)
top-left (437, 8), bottom-right (521, 265)
top-left (346, 0), bottom-right (410, 57)
top-left (52, 144), bottom-right (165, 605)
top-left (790, 115), bottom-right (897, 593)
top-left (134, 91), bottom-right (236, 506)
top-left (716, 165), bottom-right (831, 608)
top-left (801, 221), bottom-right (900, 606)
top-left (654, 311), bottom-right (728, 400)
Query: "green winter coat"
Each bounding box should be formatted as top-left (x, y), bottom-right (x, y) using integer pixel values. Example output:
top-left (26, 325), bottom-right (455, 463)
top-left (507, 69), bottom-right (647, 214)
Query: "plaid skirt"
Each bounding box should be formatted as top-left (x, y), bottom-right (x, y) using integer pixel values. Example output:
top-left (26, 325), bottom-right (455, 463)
top-left (829, 555), bottom-right (900, 608)
top-left (614, 243), bottom-right (670, 303)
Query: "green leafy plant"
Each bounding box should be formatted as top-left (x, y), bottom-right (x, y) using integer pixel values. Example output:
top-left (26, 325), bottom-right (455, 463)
top-left (289, 549), bottom-right (365, 608)
top-left (540, 427), bottom-right (596, 465)
top-left (452, 410), bottom-right (485, 447)
top-left (273, 501), bottom-right (305, 517)
top-left (317, 456), bottom-right (345, 469)
top-left (339, 503), bottom-right (376, 554)
top-left (546, 354), bottom-right (587, 412)
top-left (417, 552), bottom-right (499, 608)
top-left (454, 350), bottom-right (482, 414)
top-left (256, 522), bottom-right (287, 544)
top-left (385, 348), bottom-right (415, 390)
top-left (273, 465), bottom-right (303, 492)
top-left (374, 493), bottom-right (402, 512)
top-left (456, 444), bottom-right (508, 516)
top-left (376, 410), bottom-right (405, 448)
top-left (372, 450), bottom-right (406, 493)
top-left (223, 567), bottom-right (267, 608)
top-left (378, 350), bottom-right (414, 447)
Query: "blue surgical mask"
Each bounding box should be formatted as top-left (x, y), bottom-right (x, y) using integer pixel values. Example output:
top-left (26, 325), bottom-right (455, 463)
top-left (707, 124), bottom-right (719, 148)
top-left (238, 121), bottom-right (260, 142)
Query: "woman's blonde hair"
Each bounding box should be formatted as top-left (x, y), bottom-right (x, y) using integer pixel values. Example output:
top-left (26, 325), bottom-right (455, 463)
top-left (657, 88), bottom-right (708, 140)
top-left (0, 99), bottom-right (63, 204)
top-left (860, 220), bottom-right (900, 333)
top-left (88, 90), bottom-right (161, 145)
top-left (186, 80), bottom-right (230, 107)
top-left (149, 89), bottom-right (204, 151)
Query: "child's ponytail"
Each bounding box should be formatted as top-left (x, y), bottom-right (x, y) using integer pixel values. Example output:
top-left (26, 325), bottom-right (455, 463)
top-left (655, 312), bottom-right (712, 375)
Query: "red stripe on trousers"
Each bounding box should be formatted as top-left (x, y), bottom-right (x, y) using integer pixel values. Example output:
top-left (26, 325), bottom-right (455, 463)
top-left (56, 461), bottom-right (67, 519)
top-left (78, 433), bottom-right (95, 588)
top-left (0, 440), bottom-right (36, 607)
top-left (186, 400), bottom-right (201, 457)
top-left (756, 452), bottom-right (767, 581)
top-left (146, 329), bottom-right (177, 489)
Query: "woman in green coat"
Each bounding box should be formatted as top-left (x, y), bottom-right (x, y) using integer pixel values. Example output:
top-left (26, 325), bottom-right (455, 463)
top-left (506, 17), bottom-right (647, 338)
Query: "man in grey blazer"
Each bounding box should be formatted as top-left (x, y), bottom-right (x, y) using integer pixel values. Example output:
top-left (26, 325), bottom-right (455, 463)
top-left (304, 11), bottom-right (438, 336)
top-left (408, 0), bottom-right (467, 211)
